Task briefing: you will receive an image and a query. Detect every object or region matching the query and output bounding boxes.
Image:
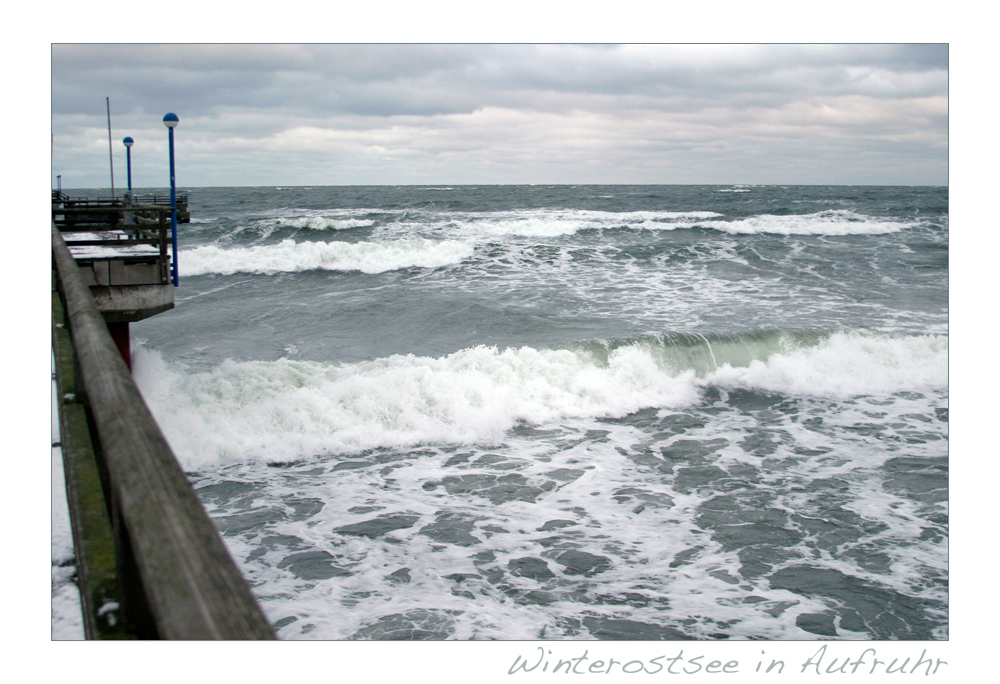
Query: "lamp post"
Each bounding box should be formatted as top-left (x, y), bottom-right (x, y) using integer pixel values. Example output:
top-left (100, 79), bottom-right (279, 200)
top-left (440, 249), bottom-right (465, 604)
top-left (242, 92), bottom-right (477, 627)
top-left (122, 137), bottom-right (134, 196)
top-left (121, 137), bottom-right (136, 228)
top-left (163, 113), bottom-right (179, 286)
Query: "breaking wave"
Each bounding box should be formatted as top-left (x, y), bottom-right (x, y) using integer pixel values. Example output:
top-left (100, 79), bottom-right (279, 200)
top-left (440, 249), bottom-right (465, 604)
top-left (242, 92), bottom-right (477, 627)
top-left (180, 238), bottom-right (474, 275)
top-left (134, 330), bottom-right (947, 467)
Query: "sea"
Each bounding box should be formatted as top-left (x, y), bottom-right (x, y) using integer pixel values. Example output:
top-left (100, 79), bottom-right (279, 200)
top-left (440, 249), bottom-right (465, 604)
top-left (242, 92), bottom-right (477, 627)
top-left (60, 184), bottom-right (949, 641)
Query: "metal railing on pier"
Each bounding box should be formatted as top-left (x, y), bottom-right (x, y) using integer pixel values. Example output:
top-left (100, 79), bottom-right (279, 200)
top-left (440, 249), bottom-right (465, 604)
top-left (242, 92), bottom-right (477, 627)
top-left (52, 190), bottom-right (190, 223)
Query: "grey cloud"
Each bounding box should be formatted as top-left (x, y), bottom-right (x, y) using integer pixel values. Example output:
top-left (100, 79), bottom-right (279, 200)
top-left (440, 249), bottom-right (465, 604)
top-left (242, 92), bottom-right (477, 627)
top-left (51, 44), bottom-right (948, 187)
top-left (53, 44), bottom-right (948, 119)
top-left (52, 44), bottom-right (317, 74)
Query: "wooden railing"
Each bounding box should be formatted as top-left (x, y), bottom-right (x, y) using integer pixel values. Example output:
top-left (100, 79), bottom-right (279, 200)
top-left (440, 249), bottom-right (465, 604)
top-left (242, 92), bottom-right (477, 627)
top-left (52, 223), bottom-right (275, 639)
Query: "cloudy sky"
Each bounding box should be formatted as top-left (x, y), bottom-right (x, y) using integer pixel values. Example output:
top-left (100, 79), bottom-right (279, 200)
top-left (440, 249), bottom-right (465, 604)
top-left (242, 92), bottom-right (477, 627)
top-left (51, 44), bottom-right (947, 188)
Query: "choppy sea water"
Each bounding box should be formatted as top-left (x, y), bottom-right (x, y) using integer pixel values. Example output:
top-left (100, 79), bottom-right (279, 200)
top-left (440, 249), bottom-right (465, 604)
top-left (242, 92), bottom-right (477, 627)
top-left (121, 185), bottom-right (946, 640)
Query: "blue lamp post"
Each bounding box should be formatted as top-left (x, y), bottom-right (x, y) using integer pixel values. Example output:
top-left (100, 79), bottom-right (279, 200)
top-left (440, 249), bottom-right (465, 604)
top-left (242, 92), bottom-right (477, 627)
top-left (163, 113), bottom-right (179, 286)
top-left (122, 137), bottom-right (134, 195)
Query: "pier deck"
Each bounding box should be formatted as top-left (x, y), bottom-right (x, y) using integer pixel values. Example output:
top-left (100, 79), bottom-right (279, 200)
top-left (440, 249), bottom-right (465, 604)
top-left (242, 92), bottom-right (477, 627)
top-left (64, 230), bottom-right (162, 259)
top-left (53, 196), bottom-right (175, 326)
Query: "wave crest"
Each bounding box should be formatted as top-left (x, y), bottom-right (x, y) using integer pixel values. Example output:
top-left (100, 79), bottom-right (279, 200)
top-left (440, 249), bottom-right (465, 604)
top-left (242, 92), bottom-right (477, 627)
top-left (439, 209), bottom-right (921, 238)
top-left (274, 216), bottom-right (375, 230)
top-left (713, 210), bottom-right (919, 236)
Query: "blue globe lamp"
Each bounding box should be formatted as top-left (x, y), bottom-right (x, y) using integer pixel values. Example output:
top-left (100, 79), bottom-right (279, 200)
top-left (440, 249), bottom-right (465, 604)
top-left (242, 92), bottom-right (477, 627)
top-left (122, 137), bottom-right (134, 194)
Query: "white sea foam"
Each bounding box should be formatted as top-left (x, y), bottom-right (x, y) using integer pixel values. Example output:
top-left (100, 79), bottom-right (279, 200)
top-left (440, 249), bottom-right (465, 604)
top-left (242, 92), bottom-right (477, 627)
top-left (179, 238), bottom-right (473, 276)
top-left (711, 210), bottom-right (918, 236)
top-left (454, 217), bottom-right (588, 238)
top-left (134, 332), bottom-right (946, 468)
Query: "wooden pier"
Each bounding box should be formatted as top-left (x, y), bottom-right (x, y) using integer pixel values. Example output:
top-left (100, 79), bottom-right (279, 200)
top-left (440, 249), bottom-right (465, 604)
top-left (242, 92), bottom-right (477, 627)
top-left (52, 193), bottom-right (275, 639)
top-left (52, 192), bottom-right (188, 367)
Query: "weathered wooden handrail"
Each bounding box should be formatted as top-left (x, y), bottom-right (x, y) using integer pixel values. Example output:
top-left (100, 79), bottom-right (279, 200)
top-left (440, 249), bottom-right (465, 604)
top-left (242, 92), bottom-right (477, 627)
top-left (52, 222), bottom-right (275, 639)
top-left (53, 195), bottom-right (190, 206)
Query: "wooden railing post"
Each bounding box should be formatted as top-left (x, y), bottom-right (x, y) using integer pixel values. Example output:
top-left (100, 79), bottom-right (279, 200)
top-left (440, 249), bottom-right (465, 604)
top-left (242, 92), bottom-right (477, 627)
top-left (52, 277), bottom-right (132, 639)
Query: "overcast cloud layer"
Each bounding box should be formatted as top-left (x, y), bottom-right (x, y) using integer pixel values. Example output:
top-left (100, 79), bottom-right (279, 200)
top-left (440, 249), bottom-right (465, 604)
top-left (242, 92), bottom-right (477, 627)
top-left (51, 44), bottom-right (947, 188)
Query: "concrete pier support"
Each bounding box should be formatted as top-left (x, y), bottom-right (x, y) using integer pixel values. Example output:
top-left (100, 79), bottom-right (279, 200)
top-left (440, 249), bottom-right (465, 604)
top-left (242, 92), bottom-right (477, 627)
top-left (107, 322), bottom-right (130, 369)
